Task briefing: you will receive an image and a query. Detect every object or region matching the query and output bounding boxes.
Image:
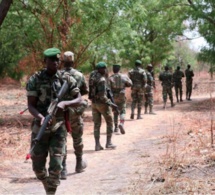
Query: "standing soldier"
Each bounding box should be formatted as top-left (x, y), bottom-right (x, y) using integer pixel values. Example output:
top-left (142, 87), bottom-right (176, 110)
top-left (159, 65), bottom-right (175, 109)
top-left (108, 64), bottom-right (132, 134)
top-left (185, 64), bottom-right (194, 100)
top-left (144, 64), bottom-right (156, 114)
top-left (128, 60), bottom-right (147, 119)
top-left (88, 62), bottom-right (118, 151)
top-left (173, 66), bottom-right (185, 102)
top-left (26, 48), bottom-right (81, 194)
top-left (60, 51), bottom-right (88, 179)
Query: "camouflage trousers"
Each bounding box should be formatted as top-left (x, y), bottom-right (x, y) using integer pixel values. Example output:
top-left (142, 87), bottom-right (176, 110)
top-left (113, 95), bottom-right (126, 125)
top-left (144, 86), bottom-right (153, 107)
top-left (131, 87), bottom-right (144, 112)
top-left (174, 82), bottom-right (183, 100)
top-left (162, 85), bottom-right (173, 102)
top-left (186, 80), bottom-right (193, 99)
top-left (92, 103), bottom-right (113, 138)
top-left (31, 119), bottom-right (67, 189)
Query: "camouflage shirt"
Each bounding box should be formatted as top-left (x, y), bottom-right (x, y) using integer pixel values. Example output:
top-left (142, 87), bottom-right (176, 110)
top-left (108, 73), bottom-right (132, 94)
top-left (26, 69), bottom-right (79, 117)
top-left (60, 67), bottom-right (88, 96)
top-left (146, 71), bottom-right (154, 87)
top-left (88, 70), bottom-right (111, 104)
top-left (159, 70), bottom-right (173, 86)
top-left (128, 67), bottom-right (147, 89)
top-left (173, 70), bottom-right (184, 83)
top-left (185, 68), bottom-right (194, 81)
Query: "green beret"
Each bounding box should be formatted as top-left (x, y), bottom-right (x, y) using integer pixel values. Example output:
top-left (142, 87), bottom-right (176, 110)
top-left (135, 60), bottom-right (142, 65)
top-left (43, 48), bottom-right (61, 58)
top-left (113, 64), bottom-right (121, 67)
top-left (96, 61), bottom-right (107, 68)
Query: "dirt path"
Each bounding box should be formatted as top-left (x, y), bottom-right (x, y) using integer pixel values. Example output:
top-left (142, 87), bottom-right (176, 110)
top-left (0, 92), bottom-right (211, 195)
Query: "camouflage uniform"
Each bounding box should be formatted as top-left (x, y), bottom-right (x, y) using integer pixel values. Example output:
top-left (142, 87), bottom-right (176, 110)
top-left (159, 67), bottom-right (175, 108)
top-left (185, 65), bottom-right (194, 100)
top-left (26, 69), bottom-right (78, 193)
top-left (173, 67), bottom-right (185, 102)
top-left (128, 62), bottom-right (147, 119)
top-left (145, 70), bottom-right (155, 114)
top-left (89, 63), bottom-right (116, 151)
top-left (108, 71), bottom-right (132, 134)
top-left (60, 66), bottom-right (88, 176)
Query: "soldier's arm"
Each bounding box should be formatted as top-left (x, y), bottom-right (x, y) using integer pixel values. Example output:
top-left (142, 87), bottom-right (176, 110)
top-left (97, 79), bottom-right (112, 105)
top-left (124, 75), bottom-right (132, 87)
top-left (79, 75), bottom-right (89, 96)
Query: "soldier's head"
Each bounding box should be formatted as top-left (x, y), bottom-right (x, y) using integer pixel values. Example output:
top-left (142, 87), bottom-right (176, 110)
top-left (187, 64), bottom-right (191, 69)
top-left (164, 65), bottom-right (169, 71)
top-left (112, 64), bottom-right (121, 73)
top-left (147, 64), bottom-right (153, 71)
top-left (135, 60), bottom-right (142, 67)
top-left (43, 48), bottom-right (61, 75)
top-left (96, 61), bottom-right (107, 75)
top-left (63, 51), bottom-right (74, 68)
top-left (177, 66), bottom-right (180, 70)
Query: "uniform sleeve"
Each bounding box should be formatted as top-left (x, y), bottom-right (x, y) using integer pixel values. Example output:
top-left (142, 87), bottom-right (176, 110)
top-left (79, 75), bottom-right (89, 96)
top-left (143, 71), bottom-right (147, 84)
top-left (68, 76), bottom-right (80, 97)
top-left (159, 73), bottom-right (163, 81)
top-left (125, 75), bottom-right (132, 87)
top-left (26, 75), bottom-right (38, 97)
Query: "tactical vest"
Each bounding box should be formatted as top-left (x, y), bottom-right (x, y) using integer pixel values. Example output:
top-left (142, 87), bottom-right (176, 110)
top-left (88, 71), bottom-right (101, 99)
top-left (160, 71), bottom-right (172, 86)
top-left (129, 68), bottom-right (145, 87)
top-left (110, 74), bottom-right (125, 94)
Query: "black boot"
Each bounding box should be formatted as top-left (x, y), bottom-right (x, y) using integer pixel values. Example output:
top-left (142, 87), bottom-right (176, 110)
top-left (60, 157), bottom-right (67, 180)
top-left (137, 108), bottom-right (143, 119)
top-left (119, 120), bottom-right (125, 134)
top-left (114, 123), bottom-right (119, 133)
top-left (149, 106), bottom-right (156, 115)
top-left (171, 100), bottom-right (175, 107)
top-left (180, 92), bottom-right (183, 102)
top-left (42, 178), bottom-right (57, 195)
top-left (106, 135), bottom-right (116, 149)
top-left (144, 105), bottom-right (148, 114)
top-left (163, 101), bottom-right (166, 109)
top-left (95, 137), bottom-right (104, 151)
top-left (75, 156), bottom-right (87, 173)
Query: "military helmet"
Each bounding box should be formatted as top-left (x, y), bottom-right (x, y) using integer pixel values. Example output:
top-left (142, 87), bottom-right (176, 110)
top-left (63, 51), bottom-right (74, 62)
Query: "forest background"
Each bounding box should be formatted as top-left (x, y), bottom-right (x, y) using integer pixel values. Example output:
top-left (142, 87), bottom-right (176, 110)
top-left (0, 0), bottom-right (215, 80)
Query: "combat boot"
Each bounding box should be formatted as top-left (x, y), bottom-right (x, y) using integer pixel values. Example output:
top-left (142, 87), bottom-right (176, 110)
top-left (119, 120), bottom-right (125, 134)
top-left (42, 178), bottom-right (57, 195)
top-left (60, 157), bottom-right (67, 180)
top-left (114, 123), bottom-right (119, 133)
top-left (95, 137), bottom-right (104, 151)
top-left (137, 108), bottom-right (143, 119)
top-left (171, 100), bottom-right (175, 107)
top-left (130, 113), bottom-right (134, 119)
top-left (75, 156), bottom-right (87, 173)
top-left (163, 102), bottom-right (166, 109)
top-left (149, 106), bottom-right (156, 115)
top-left (144, 105), bottom-right (148, 114)
top-left (180, 93), bottom-right (183, 102)
top-left (106, 135), bottom-right (116, 149)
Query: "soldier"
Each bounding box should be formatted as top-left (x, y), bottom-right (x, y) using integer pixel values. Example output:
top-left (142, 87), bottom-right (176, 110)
top-left (128, 60), bottom-right (147, 119)
top-left (108, 64), bottom-right (132, 134)
top-left (60, 51), bottom-right (88, 179)
top-left (185, 64), bottom-right (194, 100)
top-left (159, 65), bottom-right (175, 109)
top-left (144, 64), bottom-right (156, 114)
top-left (88, 62), bottom-right (118, 151)
top-left (173, 66), bottom-right (185, 102)
top-left (26, 48), bottom-right (81, 195)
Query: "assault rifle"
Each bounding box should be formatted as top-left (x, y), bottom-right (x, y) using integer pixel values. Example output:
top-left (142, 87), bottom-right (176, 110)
top-left (26, 80), bottom-right (69, 160)
top-left (106, 88), bottom-right (119, 115)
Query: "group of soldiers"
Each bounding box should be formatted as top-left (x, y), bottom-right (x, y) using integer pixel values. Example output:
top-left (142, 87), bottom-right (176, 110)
top-left (159, 64), bottom-right (194, 109)
top-left (26, 47), bottom-right (194, 195)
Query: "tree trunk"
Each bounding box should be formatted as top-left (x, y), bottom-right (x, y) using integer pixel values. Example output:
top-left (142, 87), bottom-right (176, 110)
top-left (0, 0), bottom-right (13, 27)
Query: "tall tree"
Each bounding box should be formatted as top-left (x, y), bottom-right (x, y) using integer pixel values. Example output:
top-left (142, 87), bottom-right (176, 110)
top-left (0, 0), bottom-right (13, 26)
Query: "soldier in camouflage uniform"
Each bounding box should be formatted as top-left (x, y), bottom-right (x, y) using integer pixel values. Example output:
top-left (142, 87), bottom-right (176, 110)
top-left (144, 64), bottom-right (156, 114)
top-left (26, 48), bottom-right (81, 195)
top-left (108, 64), bottom-right (132, 134)
top-left (159, 65), bottom-right (175, 109)
top-left (88, 62), bottom-right (118, 151)
top-left (173, 66), bottom-right (185, 102)
top-left (60, 51), bottom-right (88, 179)
top-left (185, 64), bottom-right (194, 100)
top-left (128, 60), bottom-right (147, 119)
